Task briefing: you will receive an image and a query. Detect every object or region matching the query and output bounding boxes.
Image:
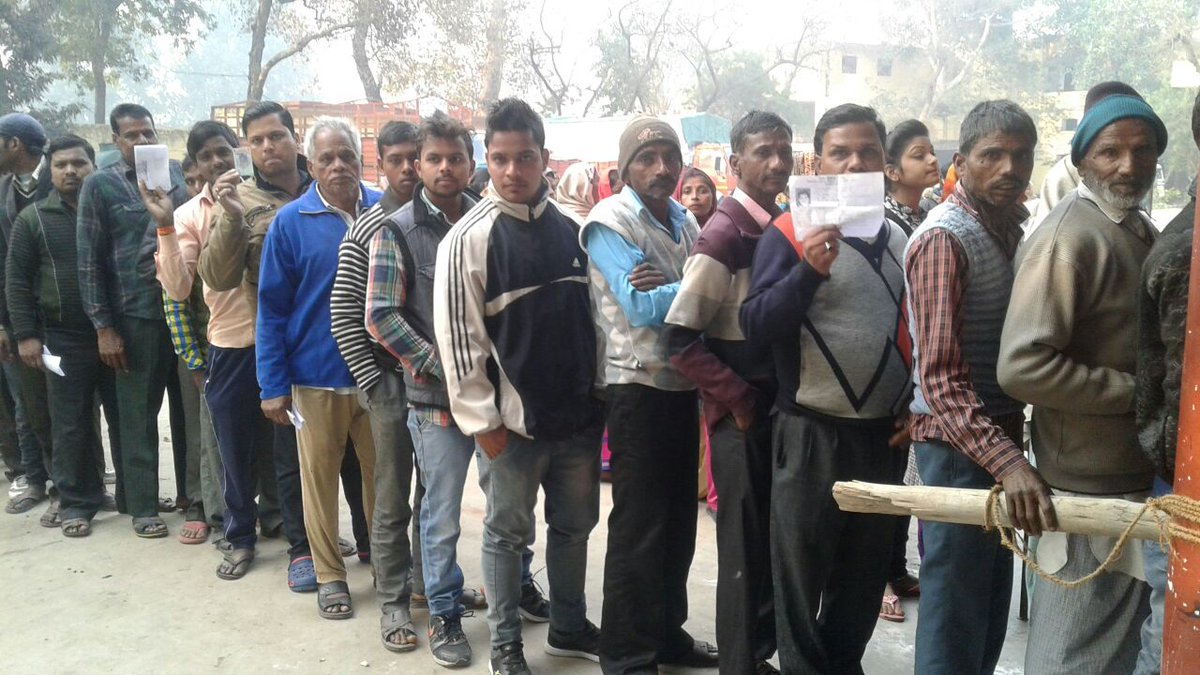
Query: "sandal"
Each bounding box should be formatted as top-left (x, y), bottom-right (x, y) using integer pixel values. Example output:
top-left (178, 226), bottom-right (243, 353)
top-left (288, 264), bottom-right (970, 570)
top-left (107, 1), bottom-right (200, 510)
top-left (178, 520), bottom-right (210, 545)
top-left (318, 580), bottom-right (354, 620)
top-left (879, 591), bottom-right (905, 623)
top-left (288, 555), bottom-right (318, 593)
top-left (5, 486), bottom-right (47, 514)
top-left (157, 497), bottom-right (176, 512)
top-left (338, 537), bottom-right (356, 558)
top-left (891, 572), bottom-right (920, 598)
top-left (132, 516), bottom-right (168, 538)
top-left (216, 548), bottom-right (255, 580)
top-left (39, 499), bottom-right (61, 528)
top-left (62, 517), bottom-right (92, 538)
top-left (380, 610), bottom-right (418, 652)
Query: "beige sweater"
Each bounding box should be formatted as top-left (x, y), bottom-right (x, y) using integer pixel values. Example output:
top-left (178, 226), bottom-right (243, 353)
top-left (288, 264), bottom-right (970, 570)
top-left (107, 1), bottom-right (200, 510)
top-left (998, 188), bottom-right (1156, 494)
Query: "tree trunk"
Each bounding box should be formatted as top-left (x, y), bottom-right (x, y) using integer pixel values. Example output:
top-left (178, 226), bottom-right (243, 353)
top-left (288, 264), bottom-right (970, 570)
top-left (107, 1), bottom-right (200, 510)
top-left (352, 22), bottom-right (382, 102)
top-left (478, 0), bottom-right (507, 107)
top-left (91, 13), bottom-right (114, 124)
top-left (246, 0), bottom-right (272, 102)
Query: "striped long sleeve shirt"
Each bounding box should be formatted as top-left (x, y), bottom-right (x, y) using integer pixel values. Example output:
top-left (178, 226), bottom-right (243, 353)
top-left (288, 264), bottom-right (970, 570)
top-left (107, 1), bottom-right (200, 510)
top-left (330, 190), bottom-right (404, 392)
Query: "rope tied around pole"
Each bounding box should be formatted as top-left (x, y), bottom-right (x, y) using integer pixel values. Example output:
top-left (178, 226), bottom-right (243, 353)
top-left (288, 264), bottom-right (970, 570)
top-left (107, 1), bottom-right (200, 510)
top-left (983, 485), bottom-right (1200, 589)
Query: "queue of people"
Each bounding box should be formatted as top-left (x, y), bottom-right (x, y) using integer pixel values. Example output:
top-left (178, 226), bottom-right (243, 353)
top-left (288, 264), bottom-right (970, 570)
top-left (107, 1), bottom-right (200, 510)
top-left (0, 79), bottom-right (1195, 675)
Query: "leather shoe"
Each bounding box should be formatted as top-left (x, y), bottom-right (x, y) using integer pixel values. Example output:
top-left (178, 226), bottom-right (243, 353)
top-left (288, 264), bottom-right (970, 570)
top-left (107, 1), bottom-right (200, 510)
top-left (661, 640), bottom-right (719, 668)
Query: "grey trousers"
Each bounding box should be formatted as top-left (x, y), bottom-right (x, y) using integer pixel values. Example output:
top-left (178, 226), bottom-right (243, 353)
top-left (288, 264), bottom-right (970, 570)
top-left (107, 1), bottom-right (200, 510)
top-left (1025, 533), bottom-right (1150, 675)
top-left (365, 369), bottom-right (414, 616)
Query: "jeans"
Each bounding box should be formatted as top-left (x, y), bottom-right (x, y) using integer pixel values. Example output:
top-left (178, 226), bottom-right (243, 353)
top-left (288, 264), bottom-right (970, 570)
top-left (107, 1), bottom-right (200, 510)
top-left (112, 316), bottom-right (173, 517)
top-left (600, 384), bottom-right (701, 674)
top-left (364, 369), bottom-right (414, 616)
top-left (478, 422), bottom-right (601, 647)
top-left (914, 440), bottom-right (1012, 675)
top-left (45, 329), bottom-right (118, 521)
top-left (4, 359), bottom-right (51, 485)
top-left (409, 408), bottom-right (474, 618)
top-left (1133, 478), bottom-right (1171, 675)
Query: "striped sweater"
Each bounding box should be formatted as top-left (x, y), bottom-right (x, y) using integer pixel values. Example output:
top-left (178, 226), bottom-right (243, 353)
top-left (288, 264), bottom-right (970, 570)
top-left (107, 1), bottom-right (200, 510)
top-left (331, 190), bottom-right (405, 392)
top-left (433, 188), bottom-right (601, 440)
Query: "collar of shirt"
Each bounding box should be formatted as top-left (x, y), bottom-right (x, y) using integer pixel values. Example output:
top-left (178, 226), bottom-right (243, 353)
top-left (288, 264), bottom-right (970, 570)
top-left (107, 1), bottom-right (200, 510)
top-left (884, 194), bottom-right (924, 229)
top-left (198, 181), bottom-right (216, 207)
top-left (13, 157), bottom-right (44, 194)
top-left (43, 188), bottom-right (72, 214)
top-left (253, 160), bottom-right (312, 199)
top-left (316, 183), bottom-right (362, 226)
top-left (947, 182), bottom-right (1027, 257)
top-left (419, 187), bottom-right (444, 218)
top-left (622, 187), bottom-right (686, 239)
top-left (731, 188), bottom-right (778, 230)
top-left (1076, 181), bottom-right (1145, 225)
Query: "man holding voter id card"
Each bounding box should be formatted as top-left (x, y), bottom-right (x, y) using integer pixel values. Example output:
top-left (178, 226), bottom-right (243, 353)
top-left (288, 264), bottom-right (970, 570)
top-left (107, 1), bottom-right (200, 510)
top-left (739, 103), bottom-right (912, 675)
top-left (77, 103), bottom-right (187, 539)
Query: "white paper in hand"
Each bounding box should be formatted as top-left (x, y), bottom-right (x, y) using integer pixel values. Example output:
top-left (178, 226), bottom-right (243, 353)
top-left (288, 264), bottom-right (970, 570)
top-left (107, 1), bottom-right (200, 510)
top-left (788, 172), bottom-right (886, 239)
top-left (287, 407), bottom-right (305, 430)
top-left (41, 346), bottom-right (65, 377)
top-left (133, 144), bottom-right (171, 192)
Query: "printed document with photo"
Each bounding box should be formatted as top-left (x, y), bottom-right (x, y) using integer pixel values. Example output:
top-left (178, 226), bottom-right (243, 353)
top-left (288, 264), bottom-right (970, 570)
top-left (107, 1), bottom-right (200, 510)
top-left (788, 172), bottom-right (886, 239)
top-left (133, 144), bottom-right (171, 192)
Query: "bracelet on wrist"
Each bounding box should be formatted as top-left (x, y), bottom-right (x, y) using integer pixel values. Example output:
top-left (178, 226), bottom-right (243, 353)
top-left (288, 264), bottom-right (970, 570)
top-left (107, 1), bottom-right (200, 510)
top-left (157, 226), bottom-right (176, 236)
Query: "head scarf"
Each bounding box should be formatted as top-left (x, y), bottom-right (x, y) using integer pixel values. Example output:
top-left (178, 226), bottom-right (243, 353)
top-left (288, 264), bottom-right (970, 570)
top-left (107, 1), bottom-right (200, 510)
top-left (555, 162), bottom-right (598, 220)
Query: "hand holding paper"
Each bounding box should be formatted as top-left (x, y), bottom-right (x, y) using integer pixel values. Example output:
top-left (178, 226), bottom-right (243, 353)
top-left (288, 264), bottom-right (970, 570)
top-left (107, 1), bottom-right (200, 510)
top-left (133, 144), bottom-right (171, 192)
top-left (41, 346), bottom-right (65, 377)
top-left (789, 173), bottom-right (885, 239)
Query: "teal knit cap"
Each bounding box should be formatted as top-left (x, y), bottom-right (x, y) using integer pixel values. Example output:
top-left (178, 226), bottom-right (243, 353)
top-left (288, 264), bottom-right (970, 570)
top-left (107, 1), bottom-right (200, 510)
top-left (1070, 95), bottom-right (1167, 166)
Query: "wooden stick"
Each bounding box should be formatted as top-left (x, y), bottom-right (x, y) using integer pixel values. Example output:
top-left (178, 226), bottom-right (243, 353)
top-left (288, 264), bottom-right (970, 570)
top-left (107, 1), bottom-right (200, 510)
top-left (832, 481), bottom-right (1167, 541)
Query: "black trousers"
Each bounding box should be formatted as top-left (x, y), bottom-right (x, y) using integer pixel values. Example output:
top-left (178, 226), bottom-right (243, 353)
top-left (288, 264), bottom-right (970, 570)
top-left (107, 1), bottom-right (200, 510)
top-left (710, 395), bottom-right (776, 674)
top-left (771, 410), bottom-right (902, 675)
top-left (45, 329), bottom-right (118, 521)
top-left (600, 383), bottom-right (700, 675)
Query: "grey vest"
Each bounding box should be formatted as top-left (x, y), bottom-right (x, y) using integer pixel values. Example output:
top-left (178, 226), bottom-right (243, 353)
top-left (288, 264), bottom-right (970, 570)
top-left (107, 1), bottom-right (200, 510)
top-left (582, 191), bottom-right (699, 390)
top-left (386, 190), bottom-right (476, 409)
top-left (906, 202), bottom-right (1023, 418)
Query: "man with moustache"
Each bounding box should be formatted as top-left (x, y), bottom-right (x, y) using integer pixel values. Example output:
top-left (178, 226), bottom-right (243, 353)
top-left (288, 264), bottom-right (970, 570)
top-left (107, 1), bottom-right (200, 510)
top-left (199, 101), bottom-right (318, 589)
top-left (664, 110), bottom-right (793, 675)
top-left (77, 103), bottom-right (186, 538)
top-left (6, 135), bottom-right (113, 537)
top-left (740, 104), bottom-right (912, 674)
top-left (584, 116), bottom-right (711, 675)
top-left (1000, 93), bottom-right (1167, 675)
top-left (905, 100), bottom-right (1056, 675)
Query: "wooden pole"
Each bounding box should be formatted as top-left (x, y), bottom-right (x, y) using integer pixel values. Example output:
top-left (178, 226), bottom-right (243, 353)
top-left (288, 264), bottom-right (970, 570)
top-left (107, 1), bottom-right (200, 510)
top-left (832, 481), bottom-right (1166, 540)
top-left (1163, 174), bottom-right (1200, 673)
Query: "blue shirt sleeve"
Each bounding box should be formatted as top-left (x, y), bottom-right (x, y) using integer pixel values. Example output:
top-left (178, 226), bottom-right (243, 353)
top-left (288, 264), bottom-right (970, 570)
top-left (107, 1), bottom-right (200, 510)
top-left (585, 224), bottom-right (680, 328)
top-left (255, 215), bottom-right (296, 400)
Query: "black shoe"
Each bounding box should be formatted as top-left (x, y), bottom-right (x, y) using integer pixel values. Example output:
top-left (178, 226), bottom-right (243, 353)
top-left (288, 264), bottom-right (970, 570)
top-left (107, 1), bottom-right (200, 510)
top-left (518, 580), bottom-right (550, 623)
top-left (544, 619), bottom-right (600, 663)
top-left (489, 641), bottom-right (530, 675)
top-left (756, 661), bottom-right (781, 675)
top-left (428, 614), bottom-right (472, 668)
top-left (661, 639), bottom-right (719, 668)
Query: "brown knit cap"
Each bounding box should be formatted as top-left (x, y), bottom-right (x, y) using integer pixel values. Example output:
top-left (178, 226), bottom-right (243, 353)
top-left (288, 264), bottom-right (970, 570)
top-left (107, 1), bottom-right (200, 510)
top-left (618, 116), bottom-right (681, 180)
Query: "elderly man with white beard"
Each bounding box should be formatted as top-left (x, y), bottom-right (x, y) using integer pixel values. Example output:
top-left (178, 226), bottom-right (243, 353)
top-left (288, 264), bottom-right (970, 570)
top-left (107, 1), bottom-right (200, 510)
top-left (998, 93), bottom-right (1167, 675)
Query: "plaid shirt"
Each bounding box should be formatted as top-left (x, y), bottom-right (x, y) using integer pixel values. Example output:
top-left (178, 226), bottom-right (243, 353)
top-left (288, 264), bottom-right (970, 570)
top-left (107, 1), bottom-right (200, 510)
top-left (364, 224), bottom-right (443, 381)
top-left (77, 158), bottom-right (186, 328)
top-left (906, 185), bottom-right (1029, 479)
top-left (409, 404), bottom-right (454, 428)
top-left (164, 289), bottom-right (207, 371)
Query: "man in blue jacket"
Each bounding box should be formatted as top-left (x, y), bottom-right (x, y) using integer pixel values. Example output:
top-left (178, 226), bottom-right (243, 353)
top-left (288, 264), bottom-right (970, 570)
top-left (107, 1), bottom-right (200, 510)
top-left (256, 116), bottom-right (378, 620)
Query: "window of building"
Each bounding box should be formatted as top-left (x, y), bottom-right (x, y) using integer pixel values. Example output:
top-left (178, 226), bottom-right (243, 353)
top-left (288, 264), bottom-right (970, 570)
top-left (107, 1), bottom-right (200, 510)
top-left (1062, 117), bottom-right (1078, 132)
top-left (877, 57), bottom-right (892, 77)
top-left (842, 55), bottom-right (857, 74)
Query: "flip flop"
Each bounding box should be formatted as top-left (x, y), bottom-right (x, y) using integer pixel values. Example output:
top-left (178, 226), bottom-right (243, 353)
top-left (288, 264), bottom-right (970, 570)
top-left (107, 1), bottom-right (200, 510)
top-left (216, 548), bottom-right (255, 580)
top-left (61, 517), bottom-right (92, 538)
top-left (178, 520), bottom-right (210, 545)
top-left (381, 610), bottom-right (419, 653)
top-left (317, 580), bottom-right (354, 620)
top-left (39, 500), bottom-right (61, 528)
top-left (156, 498), bottom-right (176, 512)
top-left (891, 573), bottom-right (920, 598)
top-left (132, 516), bottom-right (168, 538)
top-left (338, 537), bottom-right (356, 557)
top-left (288, 555), bottom-right (318, 593)
top-left (879, 593), bottom-right (905, 623)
